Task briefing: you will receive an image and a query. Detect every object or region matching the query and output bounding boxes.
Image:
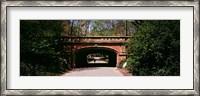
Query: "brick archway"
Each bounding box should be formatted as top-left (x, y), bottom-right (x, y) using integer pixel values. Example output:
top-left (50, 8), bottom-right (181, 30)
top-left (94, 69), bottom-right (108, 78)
top-left (61, 36), bottom-right (129, 67)
top-left (74, 46), bottom-right (126, 67)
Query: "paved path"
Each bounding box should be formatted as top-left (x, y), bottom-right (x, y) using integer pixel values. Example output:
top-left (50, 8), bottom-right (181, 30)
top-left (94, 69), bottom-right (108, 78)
top-left (62, 67), bottom-right (124, 76)
top-left (88, 60), bottom-right (107, 64)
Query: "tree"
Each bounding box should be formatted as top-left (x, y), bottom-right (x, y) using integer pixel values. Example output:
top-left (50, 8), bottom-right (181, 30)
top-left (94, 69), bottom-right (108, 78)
top-left (62, 20), bottom-right (71, 36)
top-left (126, 20), bottom-right (180, 76)
top-left (79, 20), bottom-right (90, 36)
top-left (89, 20), bottom-right (130, 36)
top-left (20, 20), bottom-right (70, 76)
top-left (113, 20), bottom-right (126, 36)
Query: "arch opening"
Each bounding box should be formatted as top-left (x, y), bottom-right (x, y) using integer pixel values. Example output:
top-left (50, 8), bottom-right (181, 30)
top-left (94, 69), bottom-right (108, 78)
top-left (75, 47), bottom-right (117, 67)
top-left (87, 53), bottom-right (109, 64)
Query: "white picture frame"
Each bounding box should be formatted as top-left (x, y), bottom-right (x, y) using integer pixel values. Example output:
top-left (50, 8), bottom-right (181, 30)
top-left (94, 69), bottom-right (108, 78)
top-left (1, 0), bottom-right (199, 95)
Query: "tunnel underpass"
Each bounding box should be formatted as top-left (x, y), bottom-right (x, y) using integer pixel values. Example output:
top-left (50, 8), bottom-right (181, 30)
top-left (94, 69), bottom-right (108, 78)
top-left (75, 47), bottom-right (117, 68)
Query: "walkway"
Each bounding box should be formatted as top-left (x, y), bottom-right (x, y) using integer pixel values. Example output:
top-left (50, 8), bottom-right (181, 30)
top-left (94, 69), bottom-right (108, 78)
top-left (88, 59), bottom-right (107, 64)
top-left (62, 67), bottom-right (124, 76)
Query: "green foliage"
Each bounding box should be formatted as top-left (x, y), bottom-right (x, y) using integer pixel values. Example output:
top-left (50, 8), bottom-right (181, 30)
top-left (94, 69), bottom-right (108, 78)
top-left (20, 20), bottom-right (70, 76)
top-left (126, 20), bottom-right (180, 76)
top-left (70, 20), bottom-right (134, 36)
top-left (90, 30), bottom-right (115, 36)
top-left (89, 20), bottom-right (115, 36)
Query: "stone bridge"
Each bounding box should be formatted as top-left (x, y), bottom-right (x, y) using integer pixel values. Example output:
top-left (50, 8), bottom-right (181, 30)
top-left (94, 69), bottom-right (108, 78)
top-left (61, 36), bottom-right (130, 67)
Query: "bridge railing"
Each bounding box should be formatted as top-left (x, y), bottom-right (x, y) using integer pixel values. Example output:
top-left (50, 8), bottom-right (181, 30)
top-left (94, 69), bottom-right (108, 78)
top-left (60, 36), bottom-right (131, 45)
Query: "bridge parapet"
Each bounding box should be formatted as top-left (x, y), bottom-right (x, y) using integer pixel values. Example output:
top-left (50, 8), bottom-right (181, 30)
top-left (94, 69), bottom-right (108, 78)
top-left (61, 36), bottom-right (130, 45)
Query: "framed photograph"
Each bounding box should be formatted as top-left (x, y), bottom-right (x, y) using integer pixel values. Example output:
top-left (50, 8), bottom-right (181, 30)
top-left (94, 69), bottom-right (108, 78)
top-left (1, 0), bottom-right (199, 96)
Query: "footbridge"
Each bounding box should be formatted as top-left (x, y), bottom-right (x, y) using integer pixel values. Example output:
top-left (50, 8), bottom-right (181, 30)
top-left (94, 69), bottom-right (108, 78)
top-left (61, 36), bottom-right (130, 67)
